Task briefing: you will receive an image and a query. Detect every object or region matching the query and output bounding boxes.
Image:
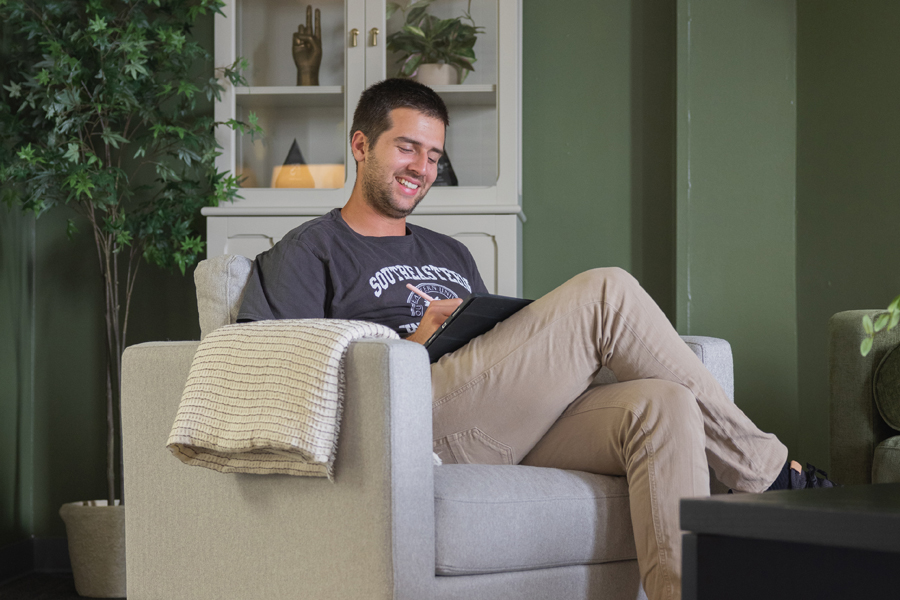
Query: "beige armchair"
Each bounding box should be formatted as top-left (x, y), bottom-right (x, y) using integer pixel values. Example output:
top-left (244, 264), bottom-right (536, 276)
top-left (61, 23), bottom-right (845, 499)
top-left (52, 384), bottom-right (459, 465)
top-left (121, 256), bottom-right (736, 600)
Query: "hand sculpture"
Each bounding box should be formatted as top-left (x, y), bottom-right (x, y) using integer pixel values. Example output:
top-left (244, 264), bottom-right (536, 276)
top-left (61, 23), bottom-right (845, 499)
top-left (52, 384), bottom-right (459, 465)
top-left (293, 5), bottom-right (322, 86)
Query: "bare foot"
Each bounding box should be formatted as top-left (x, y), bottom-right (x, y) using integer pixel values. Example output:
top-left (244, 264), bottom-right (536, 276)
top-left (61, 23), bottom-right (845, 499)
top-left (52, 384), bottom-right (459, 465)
top-left (790, 460), bottom-right (802, 473)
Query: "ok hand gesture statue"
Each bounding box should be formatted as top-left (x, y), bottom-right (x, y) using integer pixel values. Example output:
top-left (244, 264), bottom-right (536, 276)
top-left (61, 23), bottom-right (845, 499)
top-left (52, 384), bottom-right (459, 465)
top-left (293, 5), bottom-right (322, 86)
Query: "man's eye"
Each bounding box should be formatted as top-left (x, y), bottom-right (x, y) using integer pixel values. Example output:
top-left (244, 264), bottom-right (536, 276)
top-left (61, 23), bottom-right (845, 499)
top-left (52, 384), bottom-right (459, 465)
top-left (428, 156), bottom-right (438, 164)
top-left (399, 147), bottom-right (413, 153)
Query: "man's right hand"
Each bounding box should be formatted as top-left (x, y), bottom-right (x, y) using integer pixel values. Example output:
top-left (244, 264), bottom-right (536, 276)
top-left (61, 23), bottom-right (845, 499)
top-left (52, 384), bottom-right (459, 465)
top-left (405, 298), bottom-right (464, 345)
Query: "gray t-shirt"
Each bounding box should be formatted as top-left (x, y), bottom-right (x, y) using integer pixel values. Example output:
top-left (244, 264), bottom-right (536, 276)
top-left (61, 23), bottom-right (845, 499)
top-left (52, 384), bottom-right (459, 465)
top-left (237, 208), bottom-right (488, 336)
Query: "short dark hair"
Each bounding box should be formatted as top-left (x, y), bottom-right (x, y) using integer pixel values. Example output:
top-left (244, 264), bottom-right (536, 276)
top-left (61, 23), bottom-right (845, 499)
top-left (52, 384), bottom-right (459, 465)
top-left (350, 78), bottom-right (449, 149)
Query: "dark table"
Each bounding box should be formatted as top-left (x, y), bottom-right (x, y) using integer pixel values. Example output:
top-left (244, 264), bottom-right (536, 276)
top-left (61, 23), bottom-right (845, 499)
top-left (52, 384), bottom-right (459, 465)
top-left (680, 483), bottom-right (900, 599)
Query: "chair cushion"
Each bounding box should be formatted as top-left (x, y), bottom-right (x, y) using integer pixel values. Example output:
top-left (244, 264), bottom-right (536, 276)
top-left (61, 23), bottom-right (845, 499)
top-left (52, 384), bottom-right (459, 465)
top-left (194, 255), bottom-right (253, 340)
top-left (433, 464), bottom-right (635, 576)
top-left (874, 343), bottom-right (900, 431)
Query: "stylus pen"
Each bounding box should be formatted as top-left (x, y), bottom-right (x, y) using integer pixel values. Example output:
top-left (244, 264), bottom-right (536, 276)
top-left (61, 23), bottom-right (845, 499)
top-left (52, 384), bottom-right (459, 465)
top-left (406, 283), bottom-right (435, 303)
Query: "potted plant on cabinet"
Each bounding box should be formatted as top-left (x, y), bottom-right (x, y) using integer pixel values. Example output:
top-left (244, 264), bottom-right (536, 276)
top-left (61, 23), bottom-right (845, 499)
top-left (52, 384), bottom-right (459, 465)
top-left (0, 0), bottom-right (258, 595)
top-left (386, 0), bottom-right (483, 85)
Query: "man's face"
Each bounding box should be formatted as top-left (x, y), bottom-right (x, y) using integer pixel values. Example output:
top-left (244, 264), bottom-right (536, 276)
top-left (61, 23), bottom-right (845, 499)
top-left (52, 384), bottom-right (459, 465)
top-left (360, 107), bottom-right (445, 219)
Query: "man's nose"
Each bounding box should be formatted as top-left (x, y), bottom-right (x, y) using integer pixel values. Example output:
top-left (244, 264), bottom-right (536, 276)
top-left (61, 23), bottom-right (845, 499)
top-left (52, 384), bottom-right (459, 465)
top-left (408, 150), bottom-right (428, 175)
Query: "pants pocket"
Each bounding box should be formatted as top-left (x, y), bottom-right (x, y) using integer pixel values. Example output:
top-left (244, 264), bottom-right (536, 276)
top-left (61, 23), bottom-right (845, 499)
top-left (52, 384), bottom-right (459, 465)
top-left (434, 428), bottom-right (514, 465)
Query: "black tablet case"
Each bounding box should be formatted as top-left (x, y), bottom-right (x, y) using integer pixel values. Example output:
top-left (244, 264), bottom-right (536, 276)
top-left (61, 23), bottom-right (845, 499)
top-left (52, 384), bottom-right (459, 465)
top-left (424, 293), bottom-right (533, 363)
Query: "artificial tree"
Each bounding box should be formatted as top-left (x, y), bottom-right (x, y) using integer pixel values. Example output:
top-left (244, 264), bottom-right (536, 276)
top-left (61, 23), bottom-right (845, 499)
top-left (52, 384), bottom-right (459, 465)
top-left (0, 0), bottom-right (258, 505)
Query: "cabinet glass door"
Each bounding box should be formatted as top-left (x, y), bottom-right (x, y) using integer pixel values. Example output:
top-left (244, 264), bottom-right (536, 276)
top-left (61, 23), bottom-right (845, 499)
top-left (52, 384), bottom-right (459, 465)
top-left (234, 0), bottom-right (355, 191)
top-left (384, 0), bottom-right (499, 188)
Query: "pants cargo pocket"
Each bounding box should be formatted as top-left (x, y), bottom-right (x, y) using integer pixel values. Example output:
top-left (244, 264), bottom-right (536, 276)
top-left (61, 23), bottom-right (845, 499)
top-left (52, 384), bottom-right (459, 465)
top-left (433, 428), bottom-right (514, 465)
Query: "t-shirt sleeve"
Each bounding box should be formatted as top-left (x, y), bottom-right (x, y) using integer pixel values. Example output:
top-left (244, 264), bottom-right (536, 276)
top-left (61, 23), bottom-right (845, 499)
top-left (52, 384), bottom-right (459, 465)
top-left (236, 239), bottom-right (329, 322)
top-left (462, 244), bottom-right (489, 295)
top-left (470, 260), bottom-right (489, 295)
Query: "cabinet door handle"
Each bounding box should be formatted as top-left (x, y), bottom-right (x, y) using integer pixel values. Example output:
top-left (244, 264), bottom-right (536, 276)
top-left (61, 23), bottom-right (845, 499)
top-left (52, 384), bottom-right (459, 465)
top-left (370, 27), bottom-right (380, 46)
top-left (349, 28), bottom-right (359, 47)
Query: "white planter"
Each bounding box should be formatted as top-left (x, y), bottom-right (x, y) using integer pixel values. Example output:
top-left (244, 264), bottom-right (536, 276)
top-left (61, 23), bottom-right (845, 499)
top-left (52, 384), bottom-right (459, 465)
top-left (59, 501), bottom-right (126, 598)
top-left (414, 63), bottom-right (459, 86)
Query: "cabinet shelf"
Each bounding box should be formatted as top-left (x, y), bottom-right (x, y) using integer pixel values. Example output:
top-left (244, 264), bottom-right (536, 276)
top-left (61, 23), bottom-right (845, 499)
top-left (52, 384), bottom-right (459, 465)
top-left (235, 86), bottom-right (344, 109)
top-left (429, 84), bottom-right (497, 106)
top-left (233, 84), bottom-right (496, 109)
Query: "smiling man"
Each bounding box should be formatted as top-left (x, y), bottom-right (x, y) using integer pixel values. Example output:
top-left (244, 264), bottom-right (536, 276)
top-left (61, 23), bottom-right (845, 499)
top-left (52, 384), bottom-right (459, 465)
top-left (236, 78), bottom-right (830, 600)
top-left (238, 79), bottom-right (481, 340)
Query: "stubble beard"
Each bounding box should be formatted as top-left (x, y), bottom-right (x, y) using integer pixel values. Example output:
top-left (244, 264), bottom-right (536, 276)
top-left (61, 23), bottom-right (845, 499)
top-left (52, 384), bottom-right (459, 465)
top-left (362, 152), bottom-right (427, 219)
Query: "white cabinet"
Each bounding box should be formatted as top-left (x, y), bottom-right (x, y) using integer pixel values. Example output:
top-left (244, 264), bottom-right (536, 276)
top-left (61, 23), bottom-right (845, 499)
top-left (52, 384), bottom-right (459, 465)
top-left (204, 0), bottom-right (523, 295)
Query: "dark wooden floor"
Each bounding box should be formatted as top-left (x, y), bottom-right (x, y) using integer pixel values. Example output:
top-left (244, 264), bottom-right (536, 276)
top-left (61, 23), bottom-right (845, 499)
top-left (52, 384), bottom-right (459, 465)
top-left (0, 573), bottom-right (121, 600)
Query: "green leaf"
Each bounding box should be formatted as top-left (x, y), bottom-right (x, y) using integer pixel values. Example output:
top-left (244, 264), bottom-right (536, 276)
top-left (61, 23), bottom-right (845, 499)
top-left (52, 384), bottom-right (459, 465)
top-left (63, 171), bottom-right (94, 200)
top-left (431, 18), bottom-right (456, 37)
top-left (17, 144), bottom-right (40, 164)
top-left (64, 143), bottom-right (80, 164)
top-left (862, 314), bottom-right (874, 335)
top-left (891, 311), bottom-right (900, 331)
top-left (400, 54), bottom-right (423, 77)
top-left (889, 294), bottom-right (900, 314)
top-left (4, 81), bottom-right (22, 98)
top-left (116, 230), bottom-right (133, 248)
top-left (386, 2), bottom-right (401, 20)
top-left (455, 46), bottom-right (476, 60)
top-left (861, 337), bottom-right (874, 357)
top-left (88, 15), bottom-right (107, 32)
top-left (403, 24), bottom-right (426, 38)
top-left (407, 6), bottom-right (428, 26)
top-left (66, 219), bottom-right (79, 239)
top-left (100, 130), bottom-right (129, 149)
top-left (875, 313), bottom-right (889, 332)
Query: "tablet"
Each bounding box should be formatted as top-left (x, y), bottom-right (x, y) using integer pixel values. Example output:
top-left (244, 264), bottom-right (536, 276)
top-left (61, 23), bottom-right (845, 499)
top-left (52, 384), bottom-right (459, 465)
top-left (424, 293), bottom-right (533, 363)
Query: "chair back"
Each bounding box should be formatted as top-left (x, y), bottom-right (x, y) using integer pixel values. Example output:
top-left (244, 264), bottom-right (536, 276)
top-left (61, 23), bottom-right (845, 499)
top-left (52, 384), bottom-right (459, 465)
top-left (194, 254), bottom-right (253, 339)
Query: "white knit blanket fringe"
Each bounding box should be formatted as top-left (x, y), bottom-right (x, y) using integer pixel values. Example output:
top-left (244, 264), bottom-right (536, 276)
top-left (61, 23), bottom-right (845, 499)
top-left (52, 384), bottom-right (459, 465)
top-left (166, 319), bottom-right (399, 481)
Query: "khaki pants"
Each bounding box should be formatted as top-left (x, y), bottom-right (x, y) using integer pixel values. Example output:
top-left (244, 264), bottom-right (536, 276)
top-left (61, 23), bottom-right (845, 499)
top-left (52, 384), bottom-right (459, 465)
top-left (431, 268), bottom-right (787, 600)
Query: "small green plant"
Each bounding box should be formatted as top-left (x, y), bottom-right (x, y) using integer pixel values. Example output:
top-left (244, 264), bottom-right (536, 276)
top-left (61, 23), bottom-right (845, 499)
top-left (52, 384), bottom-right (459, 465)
top-left (860, 296), bottom-right (900, 356)
top-left (0, 0), bottom-right (260, 504)
top-left (386, 0), bottom-right (483, 83)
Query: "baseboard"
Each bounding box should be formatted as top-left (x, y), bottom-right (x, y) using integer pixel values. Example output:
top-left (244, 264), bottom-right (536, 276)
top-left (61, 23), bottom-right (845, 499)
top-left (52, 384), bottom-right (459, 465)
top-left (0, 537), bottom-right (71, 585)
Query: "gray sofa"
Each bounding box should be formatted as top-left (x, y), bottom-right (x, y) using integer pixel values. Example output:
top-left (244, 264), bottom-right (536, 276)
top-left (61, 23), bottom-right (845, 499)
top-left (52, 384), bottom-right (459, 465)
top-left (121, 257), bottom-right (736, 600)
top-left (830, 310), bottom-right (900, 485)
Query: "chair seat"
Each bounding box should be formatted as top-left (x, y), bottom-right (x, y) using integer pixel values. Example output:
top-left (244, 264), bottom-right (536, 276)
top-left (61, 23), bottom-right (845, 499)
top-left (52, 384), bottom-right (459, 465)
top-left (433, 464), bottom-right (636, 576)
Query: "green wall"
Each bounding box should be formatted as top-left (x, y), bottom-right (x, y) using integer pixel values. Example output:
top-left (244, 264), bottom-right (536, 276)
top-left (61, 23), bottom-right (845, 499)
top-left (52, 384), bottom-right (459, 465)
top-left (523, 0), bottom-right (800, 452)
top-left (675, 0), bottom-right (799, 448)
top-left (6, 0), bottom-right (898, 550)
top-left (0, 209), bottom-right (35, 547)
top-left (796, 1), bottom-right (900, 470)
top-left (522, 0), bottom-right (677, 321)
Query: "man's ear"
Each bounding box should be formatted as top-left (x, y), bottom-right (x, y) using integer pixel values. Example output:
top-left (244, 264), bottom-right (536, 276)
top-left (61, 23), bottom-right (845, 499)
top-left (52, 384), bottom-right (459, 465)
top-left (350, 130), bottom-right (369, 165)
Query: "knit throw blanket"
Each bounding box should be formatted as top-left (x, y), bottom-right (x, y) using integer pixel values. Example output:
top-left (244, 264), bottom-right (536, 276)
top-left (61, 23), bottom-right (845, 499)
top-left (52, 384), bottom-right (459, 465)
top-left (166, 319), bottom-right (399, 481)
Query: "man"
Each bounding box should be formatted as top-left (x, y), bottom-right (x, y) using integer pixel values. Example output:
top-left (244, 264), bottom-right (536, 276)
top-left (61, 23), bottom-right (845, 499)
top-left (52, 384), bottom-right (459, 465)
top-left (238, 78), bottom-right (827, 600)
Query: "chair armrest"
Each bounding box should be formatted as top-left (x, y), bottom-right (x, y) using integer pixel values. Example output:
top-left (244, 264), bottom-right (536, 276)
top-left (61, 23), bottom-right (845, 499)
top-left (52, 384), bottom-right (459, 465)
top-left (122, 338), bottom-right (435, 600)
top-left (591, 336), bottom-right (734, 404)
top-left (829, 310), bottom-right (900, 485)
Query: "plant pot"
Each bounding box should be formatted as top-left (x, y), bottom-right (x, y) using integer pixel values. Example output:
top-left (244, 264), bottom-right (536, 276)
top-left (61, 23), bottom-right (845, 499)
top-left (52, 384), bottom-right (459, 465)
top-left (59, 501), bottom-right (126, 598)
top-left (414, 63), bottom-right (459, 86)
